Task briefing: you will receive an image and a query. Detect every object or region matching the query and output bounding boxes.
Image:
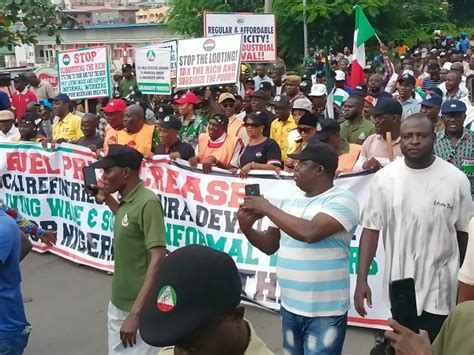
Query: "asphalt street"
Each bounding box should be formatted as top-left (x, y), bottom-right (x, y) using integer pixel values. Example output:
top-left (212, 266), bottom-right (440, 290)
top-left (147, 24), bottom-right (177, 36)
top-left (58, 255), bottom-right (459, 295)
top-left (21, 252), bottom-right (374, 355)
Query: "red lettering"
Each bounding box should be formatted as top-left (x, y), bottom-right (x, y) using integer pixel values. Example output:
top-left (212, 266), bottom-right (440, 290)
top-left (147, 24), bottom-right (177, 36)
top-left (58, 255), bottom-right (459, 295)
top-left (165, 169), bottom-right (180, 195)
top-left (147, 166), bottom-right (164, 191)
top-left (74, 51), bottom-right (98, 64)
top-left (71, 157), bottom-right (87, 180)
top-left (43, 155), bottom-right (60, 174)
top-left (181, 176), bottom-right (203, 202)
top-left (229, 182), bottom-right (245, 208)
top-left (6, 152), bottom-right (26, 172)
top-left (206, 181), bottom-right (228, 206)
top-left (62, 156), bottom-right (72, 173)
top-left (29, 153), bottom-right (46, 174)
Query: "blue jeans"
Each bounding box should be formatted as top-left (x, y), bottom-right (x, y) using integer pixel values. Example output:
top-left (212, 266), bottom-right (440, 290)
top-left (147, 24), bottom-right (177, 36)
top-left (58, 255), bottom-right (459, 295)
top-left (281, 307), bottom-right (347, 355)
top-left (0, 327), bottom-right (30, 355)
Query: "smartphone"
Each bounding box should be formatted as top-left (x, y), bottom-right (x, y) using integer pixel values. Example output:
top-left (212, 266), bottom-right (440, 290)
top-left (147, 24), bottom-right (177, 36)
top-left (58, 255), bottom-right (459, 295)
top-left (83, 167), bottom-right (98, 196)
top-left (245, 184), bottom-right (260, 197)
top-left (389, 278), bottom-right (419, 333)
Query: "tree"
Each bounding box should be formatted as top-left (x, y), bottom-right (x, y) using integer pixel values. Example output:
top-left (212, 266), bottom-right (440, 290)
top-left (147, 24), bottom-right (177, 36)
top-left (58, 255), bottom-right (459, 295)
top-left (0, 0), bottom-right (76, 49)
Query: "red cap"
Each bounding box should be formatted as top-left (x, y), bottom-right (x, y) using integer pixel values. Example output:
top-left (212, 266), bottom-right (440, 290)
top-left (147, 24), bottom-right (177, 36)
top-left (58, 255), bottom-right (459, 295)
top-left (245, 89), bottom-right (255, 97)
top-left (175, 92), bottom-right (199, 105)
top-left (102, 99), bottom-right (127, 113)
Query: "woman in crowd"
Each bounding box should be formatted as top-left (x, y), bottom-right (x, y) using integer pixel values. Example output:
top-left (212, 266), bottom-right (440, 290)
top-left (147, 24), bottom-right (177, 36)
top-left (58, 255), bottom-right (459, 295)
top-left (285, 112), bottom-right (319, 171)
top-left (230, 111), bottom-right (282, 178)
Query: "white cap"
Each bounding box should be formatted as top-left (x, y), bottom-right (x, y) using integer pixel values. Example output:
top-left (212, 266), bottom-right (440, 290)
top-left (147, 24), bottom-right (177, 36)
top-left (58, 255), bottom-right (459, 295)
top-left (292, 97), bottom-right (313, 112)
top-left (309, 84), bottom-right (327, 97)
top-left (335, 70), bottom-right (346, 81)
top-left (0, 110), bottom-right (14, 121)
top-left (442, 62), bottom-right (452, 70)
top-left (402, 69), bottom-right (415, 78)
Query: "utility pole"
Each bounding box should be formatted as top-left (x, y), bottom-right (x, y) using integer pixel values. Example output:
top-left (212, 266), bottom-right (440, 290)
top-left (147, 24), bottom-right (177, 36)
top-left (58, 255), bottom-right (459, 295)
top-left (264, 0), bottom-right (272, 13)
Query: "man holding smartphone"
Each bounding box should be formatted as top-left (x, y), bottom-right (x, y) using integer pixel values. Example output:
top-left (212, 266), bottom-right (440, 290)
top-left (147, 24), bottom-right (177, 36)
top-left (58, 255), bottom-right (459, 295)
top-left (355, 113), bottom-right (472, 344)
top-left (88, 145), bottom-right (166, 355)
top-left (238, 141), bottom-right (359, 355)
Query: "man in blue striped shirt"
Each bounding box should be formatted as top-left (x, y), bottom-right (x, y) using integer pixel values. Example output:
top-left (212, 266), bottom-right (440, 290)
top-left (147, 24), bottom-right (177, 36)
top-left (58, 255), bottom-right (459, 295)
top-left (238, 141), bottom-right (359, 355)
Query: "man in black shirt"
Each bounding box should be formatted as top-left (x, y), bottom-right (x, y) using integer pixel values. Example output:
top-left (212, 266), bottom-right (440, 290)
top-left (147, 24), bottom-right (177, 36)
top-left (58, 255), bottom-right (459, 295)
top-left (76, 113), bottom-right (104, 152)
top-left (155, 115), bottom-right (195, 161)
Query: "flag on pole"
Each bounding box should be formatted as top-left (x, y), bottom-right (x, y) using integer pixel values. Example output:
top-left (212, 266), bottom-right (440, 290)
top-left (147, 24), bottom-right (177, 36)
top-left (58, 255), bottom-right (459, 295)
top-left (350, 5), bottom-right (376, 88)
top-left (324, 47), bottom-right (335, 119)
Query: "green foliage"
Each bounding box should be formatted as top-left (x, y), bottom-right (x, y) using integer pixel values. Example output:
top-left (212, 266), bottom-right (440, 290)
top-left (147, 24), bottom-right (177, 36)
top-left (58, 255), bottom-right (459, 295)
top-left (0, 0), bottom-right (77, 48)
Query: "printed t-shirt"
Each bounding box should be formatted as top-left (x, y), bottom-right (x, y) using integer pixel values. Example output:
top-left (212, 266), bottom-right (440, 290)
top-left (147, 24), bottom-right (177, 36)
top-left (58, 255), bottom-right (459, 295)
top-left (238, 138), bottom-right (282, 168)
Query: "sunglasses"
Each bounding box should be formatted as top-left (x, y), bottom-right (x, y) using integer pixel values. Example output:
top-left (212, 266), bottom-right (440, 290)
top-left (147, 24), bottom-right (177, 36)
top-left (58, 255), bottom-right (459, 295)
top-left (243, 123), bottom-right (261, 128)
top-left (297, 127), bottom-right (314, 133)
top-left (221, 103), bottom-right (234, 108)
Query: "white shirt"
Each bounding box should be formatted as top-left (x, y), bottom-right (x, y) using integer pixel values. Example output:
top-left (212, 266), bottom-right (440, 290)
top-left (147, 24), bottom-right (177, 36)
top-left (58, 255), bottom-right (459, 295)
top-left (459, 218), bottom-right (474, 286)
top-left (0, 125), bottom-right (20, 142)
top-left (361, 157), bottom-right (472, 316)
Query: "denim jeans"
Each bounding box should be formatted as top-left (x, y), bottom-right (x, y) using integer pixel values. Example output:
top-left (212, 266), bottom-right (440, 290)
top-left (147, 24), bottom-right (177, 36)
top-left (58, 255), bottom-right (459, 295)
top-left (0, 326), bottom-right (31, 355)
top-left (281, 307), bottom-right (347, 355)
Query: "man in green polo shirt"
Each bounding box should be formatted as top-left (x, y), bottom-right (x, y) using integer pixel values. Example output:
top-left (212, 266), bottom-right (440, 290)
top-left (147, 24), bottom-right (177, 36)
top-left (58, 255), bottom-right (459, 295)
top-left (118, 64), bottom-right (138, 99)
top-left (89, 144), bottom-right (166, 355)
top-left (340, 96), bottom-right (375, 145)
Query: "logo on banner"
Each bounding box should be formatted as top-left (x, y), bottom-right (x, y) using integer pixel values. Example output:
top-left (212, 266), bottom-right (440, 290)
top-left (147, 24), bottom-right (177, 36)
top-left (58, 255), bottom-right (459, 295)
top-left (62, 54), bottom-right (71, 66)
top-left (147, 50), bottom-right (156, 62)
top-left (156, 285), bottom-right (177, 312)
top-left (203, 39), bottom-right (216, 52)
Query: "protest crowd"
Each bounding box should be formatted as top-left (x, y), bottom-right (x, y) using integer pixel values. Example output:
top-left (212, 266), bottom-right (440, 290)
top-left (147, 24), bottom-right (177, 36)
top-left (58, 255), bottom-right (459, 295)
top-left (2, 6), bottom-right (474, 355)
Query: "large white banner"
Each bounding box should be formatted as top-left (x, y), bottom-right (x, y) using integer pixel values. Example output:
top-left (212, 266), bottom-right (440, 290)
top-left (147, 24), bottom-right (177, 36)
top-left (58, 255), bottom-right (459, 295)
top-left (0, 143), bottom-right (390, 329)
top-left (56, 46), bottom-right (111, 100)
top-left (176, 34), bottom-right (242, 88)
top-left (156, 40), bottom-right (178, 79)
top-left (204, 13), bottom-right (277, 62)
top-left (135, 47), bottom-right (172, 95)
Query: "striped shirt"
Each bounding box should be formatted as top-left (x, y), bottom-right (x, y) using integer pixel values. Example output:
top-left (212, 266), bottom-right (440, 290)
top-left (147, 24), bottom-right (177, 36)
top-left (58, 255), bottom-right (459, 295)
top-left (271, 186), bottom-right (359, 317)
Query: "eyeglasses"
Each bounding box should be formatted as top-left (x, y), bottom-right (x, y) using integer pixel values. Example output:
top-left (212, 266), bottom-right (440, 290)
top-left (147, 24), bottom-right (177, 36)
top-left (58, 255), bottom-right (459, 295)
top-left (221, 103), bottom-right (234, 108)
top-left (243, 123), bottom-right (261, 128)
top-left (297, 127), bottom-right (314, 133)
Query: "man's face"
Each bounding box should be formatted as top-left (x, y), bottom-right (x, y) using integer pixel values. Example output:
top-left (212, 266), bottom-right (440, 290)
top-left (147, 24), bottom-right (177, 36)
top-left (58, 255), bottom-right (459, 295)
top-left (0, 120), bottom-right (14, 134)
top-left (285, 82), bottom-right (298, 96)
top-left (81, 116), bottom-right (97, 137)
top-left (294, 160), bottom-right (321, 192)
top-left (242, 97), bottom-right (252, 113)
top-left (420, 105), bottom-right (440, 122)
top-left (445, 72), bottom-right (461, 92)
top-left (178, 103), bottom-right (192, 116)
top-left (451, 62), bottom-right (464, 75)
top-left (428, 67), bottom-right (440, 79)
top-left (220, 99), bottom-right (235, 118)
top-left (373, 114), bottom-right (395, 135)
top-left (250, 97), bottom-right (266, 111)
top-left (403, 59), bottom-right (413, 69)
top-left (105, 111), bottom-right (124, 129)
top-left (363, 101), bottom-right (373, 119)
top-left (123, 69), bottom-right (133, 79)
top-left (53, 100), bottom-right (69, 117)
top-left (368, 75), bottom-right (382, 93)
top-left (400, 118), bottom-right (435, 160)
top-left (158, 127), bottom-right (178, 146)
top-left (342, 99), bottom-right (361, 121)
top-left (275, 105), bottom-right (290, 120)
top-left (451, 53), bottom-right (462, 63)
top-left (397, 81), bottom-right (414, 98)
top-left (101, 166), bottom-right (126, 194)
top-left (469, 56), bottom-right (474, 69)
top-left (442, 112), bottom-right (465, 135)
top-left (123, 107), bottom-right (141, 132)
top-left (14, 80), bottom-right (26, 92)
top-left (316, 76), bottom-right (326, 85)
top-left (18, 121), bottom-right (35, 138)
top-left (256, 65), bottom-right (265, 78)
top-left (339, 60), bottom-right (348, 72)
top-left (312, 96), bottom-right (326, 114)
top-left (207, 118), bottom-right (226, 140)
top-left (440, 69), bottom-right (449, 82)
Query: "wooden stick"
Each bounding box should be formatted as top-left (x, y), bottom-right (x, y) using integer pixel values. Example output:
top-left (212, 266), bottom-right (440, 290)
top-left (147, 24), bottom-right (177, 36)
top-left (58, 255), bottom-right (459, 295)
top-left (374, 32), bottom-right (383, 46)
top-left (386, 131), bottom-right (394, 162)
top-left (84, 99), bottom-right (89, 113)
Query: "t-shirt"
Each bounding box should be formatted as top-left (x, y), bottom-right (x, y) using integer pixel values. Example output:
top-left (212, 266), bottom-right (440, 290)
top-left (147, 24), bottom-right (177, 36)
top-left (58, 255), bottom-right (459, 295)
top-left (432, 301), bottom-right (474, 355)
top-left (361, 157), bottom-right (473, 316)
top-left (353, 134), bottom-right (403, 171)
top-left (155, 140), bottom-right (195, 161)
top-left (340, 118), bottom-right (376, 145)
top-left (0, 209), bottom-right (29, 334)
top-left (271, 187), bottom-right (359, 317)
top-left (459, 218), bottom-right (474, 285)
top-left (30, 80), bottom-right (56, 101)
top-left (270, 115), bottom-right (297, 161)
top-left (52, 113), bottom-right (83, 142)
top-left (238, 138), bottom-right (282, 168)
top-left (118, 77), bottom-right (138, 98)
top-left (11, 89), bottom-right (37, 121)
top-left (112, 182), bottom-right (166, 311)
top-left (76, 135), bottom-right (104, 150)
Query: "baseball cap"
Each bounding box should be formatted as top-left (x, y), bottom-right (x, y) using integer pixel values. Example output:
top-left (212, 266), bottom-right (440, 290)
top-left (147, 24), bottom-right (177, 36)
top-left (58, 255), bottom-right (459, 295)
top-left (271, 95), bottom-right (290, 108)
top-left (13, 74), bottom-right (27, 82)
top-left (286, 75), bottom-right (301, 86)
top-left (88, 144), bottom-right (143, 171)
top-left (364, 95), bottom-right (376, 106)
top-left (156, 104), bottom-right (174, 119)
top-left (21, 112), bottom-right (39, 124)
top-left (426, 87), bottom-right (444, 98)
top-left (442, 62), bottom-right (452, 70)
top-left (244, 89), bottom-right (254, 98)
top-left (51, 93), bottom-right (71, 103)
top-left (298, 112), bottom-right (318, 127)
top-left (35, 99), bottom-right (52, 110)
top-left (309, 84), bottom-right (327, 97)
top-left (122, 63), bottom-right (133, 71)
top-left (251, 89), bottom-right (270, 101)
top-left (210, 113), bottom-right (229, 125)
top-left (371, 98), bottom-right (403, 116)
top-left (292, 97), bottom-right (313, 112)
top-left (0, 110), bottom-right (15, 121)
top-left (139, 245), bottom-right (242, 347)
top-left (218, 92), bottom-right (236, 104)
top-left (287, 140), bottom-right (338, 173)
top-left (441, 99), bottom-right (467, 114)
top-left (314, 119), bottom-right (340, 141)
top-left (258, 81), bottom-right (272, 91)
top-left (352, 84), bottom-right (368, 98)
top-left (175, 92), bottom-right (199, 105)
top-left (334, 70), bottom-right (346, 81)
top-left (245, 111), bottom-right (268, 126)
top-left (421, 93), bottom-right (442, 108)
top-left (102, 99), bottom-right (127, 113)
top-left (299, 79), bottom-right (311, 90)
top-left (397, 73), bottom-right (416, 86)
top-left (158, 115), bottom-right (182, 130)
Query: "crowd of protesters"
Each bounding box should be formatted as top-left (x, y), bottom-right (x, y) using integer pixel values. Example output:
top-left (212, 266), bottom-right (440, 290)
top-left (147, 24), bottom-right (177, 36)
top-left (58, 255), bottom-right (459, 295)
top-left (1, 30), bottom-right (474, 355)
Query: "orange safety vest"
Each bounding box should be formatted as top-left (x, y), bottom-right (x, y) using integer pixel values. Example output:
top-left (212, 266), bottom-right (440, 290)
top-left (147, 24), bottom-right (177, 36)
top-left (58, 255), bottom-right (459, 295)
top-left (117, 124), bottom-right (155, 156)
top-left (227, 116), bottom-right (243, 138)
top-left (103, 125), bottom-right (120, 153)
top-left (198, 133), bottom-right (241, 164)
top-left (337, 144), bottom-right (361, 174)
